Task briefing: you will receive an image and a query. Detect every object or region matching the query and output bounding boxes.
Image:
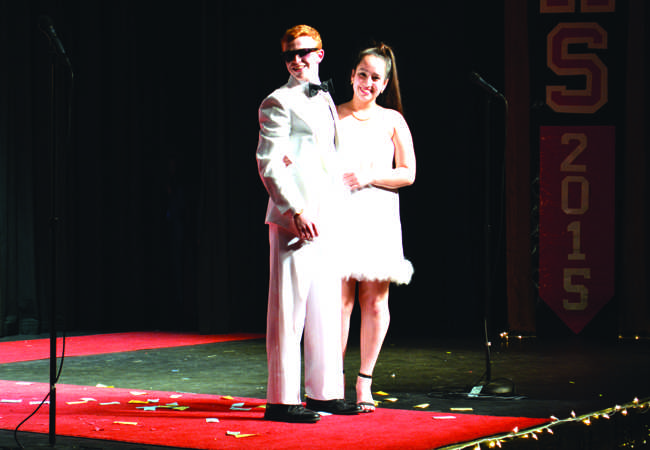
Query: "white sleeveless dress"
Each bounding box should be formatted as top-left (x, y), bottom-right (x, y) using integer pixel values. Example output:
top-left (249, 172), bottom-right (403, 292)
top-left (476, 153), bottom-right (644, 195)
top-left (337, 108), bottom-right (413, 285)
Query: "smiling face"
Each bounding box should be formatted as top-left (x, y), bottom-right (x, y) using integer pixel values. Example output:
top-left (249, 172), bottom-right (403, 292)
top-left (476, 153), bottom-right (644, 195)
top-left (351, 54), bottom-right (389, 104)
top-left (282, 36), bottom-right (324, 83)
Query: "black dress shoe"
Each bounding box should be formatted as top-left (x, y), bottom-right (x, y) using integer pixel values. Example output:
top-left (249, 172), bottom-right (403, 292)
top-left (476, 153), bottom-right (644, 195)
top-left (305, 398), bottom-right (361, 415)
top-left (264, 403), bottom-right (320, 423)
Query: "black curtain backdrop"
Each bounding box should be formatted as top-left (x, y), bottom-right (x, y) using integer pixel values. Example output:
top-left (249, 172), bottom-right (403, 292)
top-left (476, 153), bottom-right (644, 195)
top-left (1, 0), bottom-right (599, 339)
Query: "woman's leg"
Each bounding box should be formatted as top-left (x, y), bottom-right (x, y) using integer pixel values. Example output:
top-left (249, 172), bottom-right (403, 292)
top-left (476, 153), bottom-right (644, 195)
top-left (356, 280), bottom-right (390, 411)
top-left (341, 278), bottom-right (357, 359)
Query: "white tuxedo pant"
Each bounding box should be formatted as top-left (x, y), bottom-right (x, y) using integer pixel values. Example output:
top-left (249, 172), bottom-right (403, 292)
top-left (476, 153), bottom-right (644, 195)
top-left (266, 224), bottom-right (344, 404)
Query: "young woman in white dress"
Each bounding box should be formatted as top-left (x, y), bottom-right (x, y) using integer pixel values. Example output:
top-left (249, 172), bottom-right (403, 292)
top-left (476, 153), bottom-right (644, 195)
top-left (336, 43), bottom-right (416, 412)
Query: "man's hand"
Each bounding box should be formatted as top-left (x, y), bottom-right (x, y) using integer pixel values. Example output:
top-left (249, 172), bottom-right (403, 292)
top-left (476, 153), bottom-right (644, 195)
top-left (293, 212), bottom-right (318, 241)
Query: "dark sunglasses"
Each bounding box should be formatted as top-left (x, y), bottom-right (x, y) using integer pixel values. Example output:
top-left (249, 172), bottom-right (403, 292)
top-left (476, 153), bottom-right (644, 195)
top-left (281, 47), bottom-right (319, 62)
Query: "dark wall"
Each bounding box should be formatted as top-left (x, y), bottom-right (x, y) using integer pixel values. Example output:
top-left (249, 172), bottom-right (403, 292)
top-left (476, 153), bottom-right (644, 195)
top-left (1, 0), bottom-right (509, 338)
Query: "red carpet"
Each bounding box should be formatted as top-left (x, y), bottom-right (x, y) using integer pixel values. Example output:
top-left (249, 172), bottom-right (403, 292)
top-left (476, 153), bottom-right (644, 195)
top-left (0, 332), bottom-right (264, 364)
top-left (0, 380), bottom-right (550, 449)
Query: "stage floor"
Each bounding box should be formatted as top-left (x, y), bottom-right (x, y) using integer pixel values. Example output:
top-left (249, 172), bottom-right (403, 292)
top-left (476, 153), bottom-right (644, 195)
top-left (0, 332), bottom-right (649, 449)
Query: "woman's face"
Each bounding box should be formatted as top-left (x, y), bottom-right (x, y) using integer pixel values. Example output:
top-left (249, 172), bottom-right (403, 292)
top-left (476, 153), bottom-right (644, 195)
top-left (351, 54), bottom-right (389, 103)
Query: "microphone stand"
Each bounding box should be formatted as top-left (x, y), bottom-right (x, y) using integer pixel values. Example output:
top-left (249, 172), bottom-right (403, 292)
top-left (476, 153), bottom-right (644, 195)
top-left (46, 32), bottom-right (59, 449)
top-left (481, 94), bottom-right (496, 392)
top-left (471, 75), bottom-right (512, 397)
top-left (427, 73), bottom-right (516, 401)
top-left (41, 17), bottom-right (74, 446)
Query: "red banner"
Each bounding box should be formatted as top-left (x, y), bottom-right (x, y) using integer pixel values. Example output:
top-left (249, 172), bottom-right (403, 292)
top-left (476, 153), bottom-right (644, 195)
top-left (538, 126), bottom-right (615, 334)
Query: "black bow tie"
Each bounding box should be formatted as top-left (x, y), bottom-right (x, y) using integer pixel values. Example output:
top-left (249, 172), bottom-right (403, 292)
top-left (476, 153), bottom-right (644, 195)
top-left (308, 79), bottom-right (334, 97)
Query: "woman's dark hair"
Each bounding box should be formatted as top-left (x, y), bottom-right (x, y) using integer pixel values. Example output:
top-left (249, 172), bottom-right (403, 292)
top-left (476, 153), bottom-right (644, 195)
top-left (353, 43), bottom-right (403, 114)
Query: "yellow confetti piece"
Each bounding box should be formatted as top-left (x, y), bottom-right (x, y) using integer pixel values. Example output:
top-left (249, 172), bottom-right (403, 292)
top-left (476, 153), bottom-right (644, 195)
top-left (222, 395), bottom-right (234, 400)
top-left (149, 403), bottom-right (189, 411)
top-left (96, 384), bottom-right (114, 388)
top-left (373, 391), bottom-right (390, 396)
top-left (414, 403), bottom-right (430, 409)
top-left (450, 407), bottom-right (473, 411)
top-left (114, 421), bottom-right (138, 426)
top-left (226, 431), bottom-right (256, 438)
top-left (383, 397), bottom-right (398, 403)
top-left (129, 400), bottom-right (150, 404)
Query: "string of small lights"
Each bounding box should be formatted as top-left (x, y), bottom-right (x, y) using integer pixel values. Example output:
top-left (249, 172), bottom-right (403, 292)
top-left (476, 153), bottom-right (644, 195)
top-left (499, 331), bottom-right (650, 343)
top-left (435, 331), bottom-right (650, 449)
top-left (436, 395), bottom-right (649, 449)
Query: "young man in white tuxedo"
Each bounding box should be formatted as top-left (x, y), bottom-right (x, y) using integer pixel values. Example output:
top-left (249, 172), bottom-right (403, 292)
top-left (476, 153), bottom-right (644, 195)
top-left (256, 24), bottom-right (360, 423)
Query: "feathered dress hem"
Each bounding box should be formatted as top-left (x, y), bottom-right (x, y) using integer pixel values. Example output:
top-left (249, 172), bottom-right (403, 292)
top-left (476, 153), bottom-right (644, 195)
top-left (341, 260), bottom-right (414, 286)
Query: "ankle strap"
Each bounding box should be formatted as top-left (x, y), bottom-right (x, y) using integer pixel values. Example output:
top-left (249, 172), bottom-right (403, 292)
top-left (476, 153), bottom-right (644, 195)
top-left (358, 372), bottom-right (372, 379)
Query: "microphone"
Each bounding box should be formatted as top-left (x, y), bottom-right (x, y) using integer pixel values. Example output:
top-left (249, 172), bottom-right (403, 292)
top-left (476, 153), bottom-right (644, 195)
top-left (39, 15), bottom-right (72, 69)
top-left (469, 71), bottom-right (505, 102)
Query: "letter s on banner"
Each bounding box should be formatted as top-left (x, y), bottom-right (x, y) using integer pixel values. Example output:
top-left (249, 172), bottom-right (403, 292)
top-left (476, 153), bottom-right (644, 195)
top-left (546, 22), bottom-right (608, 114)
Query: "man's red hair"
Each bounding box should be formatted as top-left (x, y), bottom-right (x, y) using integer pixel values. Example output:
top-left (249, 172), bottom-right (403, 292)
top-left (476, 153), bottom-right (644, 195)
top-left (281, 25), bottom-right (322, 50)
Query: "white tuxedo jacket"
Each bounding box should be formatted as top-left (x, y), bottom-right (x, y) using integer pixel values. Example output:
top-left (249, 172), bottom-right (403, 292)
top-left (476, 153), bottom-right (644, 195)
top-left (256, 76), bottom-right (340, 232)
